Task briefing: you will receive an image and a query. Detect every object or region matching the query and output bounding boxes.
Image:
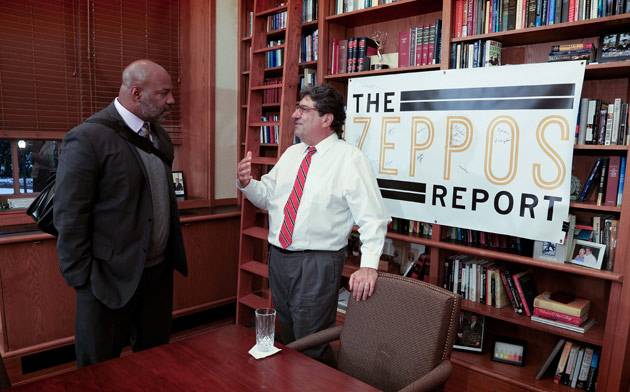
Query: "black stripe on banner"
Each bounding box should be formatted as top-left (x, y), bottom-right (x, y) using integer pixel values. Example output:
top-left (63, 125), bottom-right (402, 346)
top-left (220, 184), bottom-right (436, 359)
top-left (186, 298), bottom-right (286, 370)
top-left (400, 97), bottom-right (574, 111)
top-left (400, 84), bottom-right (575, 101)
top-left (380, 189), bottom-right (426, 204)
top-left (377, 179), bottom-right (426, 193)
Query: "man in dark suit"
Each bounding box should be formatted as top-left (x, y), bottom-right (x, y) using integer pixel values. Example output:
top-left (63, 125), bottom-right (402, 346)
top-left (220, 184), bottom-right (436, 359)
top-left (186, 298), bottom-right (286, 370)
top-left (54, 59), bottom-right (187, 367)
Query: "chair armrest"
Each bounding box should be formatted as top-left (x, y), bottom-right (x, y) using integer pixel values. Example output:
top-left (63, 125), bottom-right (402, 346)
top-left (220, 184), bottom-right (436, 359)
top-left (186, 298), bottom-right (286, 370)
top-left (286, 326), bottom-right (343, 352)
top-left (398, 359), bottom-right (452, 392)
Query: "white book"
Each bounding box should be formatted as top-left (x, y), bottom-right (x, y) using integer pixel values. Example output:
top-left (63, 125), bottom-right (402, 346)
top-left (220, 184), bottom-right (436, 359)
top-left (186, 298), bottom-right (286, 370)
top-left (531, 316), bottom-right (596, 333)
top-left (578, 97), bottom-right (590, 144)
top-left (612, 98), bottom-right (622, 145)
top-left (605, 103), bottom-right (614, 145)
top-left (586, 99), bottom-right (597, 143)
top-left (571, 347), bottom-right (585, 388)
top-left (470, 262), bottom-right (477, 302)
top-left (577, 347), bottom-right (595, 388)
top-left (564, 344), bottom-right (580, 385)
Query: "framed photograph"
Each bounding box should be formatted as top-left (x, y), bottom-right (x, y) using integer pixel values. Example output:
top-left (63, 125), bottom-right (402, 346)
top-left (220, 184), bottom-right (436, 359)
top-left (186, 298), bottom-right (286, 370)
top-left (454, 311), bottom-right (485, 353)
top-left (172, 171), bottom-right (185, 196)
top-left (569, 239), bottom-right (606, 270)
top-left (596, 32), bottom-right (630, 63)
top-left (491, 336), bottom-right (527, 366)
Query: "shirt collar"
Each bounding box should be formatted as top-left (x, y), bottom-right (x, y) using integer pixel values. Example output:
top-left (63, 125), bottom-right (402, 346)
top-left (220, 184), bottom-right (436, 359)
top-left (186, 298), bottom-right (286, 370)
top-left (307, 132), bottom-right (338, 155)
top-left (114, 98), bottom-right (145, 133)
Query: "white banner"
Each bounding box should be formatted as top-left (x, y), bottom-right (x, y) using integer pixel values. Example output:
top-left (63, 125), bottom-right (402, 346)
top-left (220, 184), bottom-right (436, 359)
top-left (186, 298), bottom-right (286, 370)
top-left (346, 62), bottom-right (586, 243)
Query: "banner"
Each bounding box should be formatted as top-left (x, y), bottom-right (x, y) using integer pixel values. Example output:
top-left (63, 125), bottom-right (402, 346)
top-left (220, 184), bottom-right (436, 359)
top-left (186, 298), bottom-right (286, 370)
top-left (346, 62), bottom-right (586, 243)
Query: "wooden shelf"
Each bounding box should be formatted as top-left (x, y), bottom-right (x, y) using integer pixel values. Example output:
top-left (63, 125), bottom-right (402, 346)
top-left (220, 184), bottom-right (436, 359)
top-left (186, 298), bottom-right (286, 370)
top-left (569, 201), bottom-right (622, 213)
top-left (451, 14), bottom-right (630, 47)
top-left (302, 20), bottom-right (318, 29)
top-left (241, 226), bottom-right (268, 240)
top-left (451, 351), bottom-right (577, 392)
top-left (249, 121), bottom-right (279, 127)
top-left (253, 44), bottom-right (285, 54)
top-left (299, 60), bottom-right (318, 67)
top-left (241, 35), bottom-right (252, 42)
top-left (241, 260), bottom-right (268, 278)
top-left (255, 4), bottom-right (287, 17)
top-left (386, 232), bottom-right (623, 282)
top-left (573, 144), bottom-right (629, 151)
top-left (585, 61), bottom-right (630, 80)
top-left (326, 0), bottom-right (442, 27)
top-left (461, 299), bottom-right (605, 346)
top-left (325, 64), bottom-right (441, 80)
top-left (238, 293), bottom-right (268, 310)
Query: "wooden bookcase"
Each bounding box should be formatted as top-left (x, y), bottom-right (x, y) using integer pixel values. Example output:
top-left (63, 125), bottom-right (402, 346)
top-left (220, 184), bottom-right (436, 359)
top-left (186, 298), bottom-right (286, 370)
top-left (237, 0), bottom-right (630, 390)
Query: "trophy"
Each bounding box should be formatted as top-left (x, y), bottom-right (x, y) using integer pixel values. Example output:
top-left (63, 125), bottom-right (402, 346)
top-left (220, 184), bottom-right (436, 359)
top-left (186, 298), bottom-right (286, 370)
top-left (370, 31), bottom-right (389, 70)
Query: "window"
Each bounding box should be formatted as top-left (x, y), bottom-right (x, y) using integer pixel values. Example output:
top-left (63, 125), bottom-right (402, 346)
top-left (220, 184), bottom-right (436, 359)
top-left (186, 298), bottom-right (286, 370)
top-left (0, 139), bottom-right (59, 196)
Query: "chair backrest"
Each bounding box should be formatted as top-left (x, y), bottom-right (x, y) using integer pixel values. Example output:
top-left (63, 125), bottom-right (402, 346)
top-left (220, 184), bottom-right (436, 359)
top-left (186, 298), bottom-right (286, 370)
top-left (337, 272), bottom-right (461, 392)
top-left (0, 355), bottom-right (10, 390)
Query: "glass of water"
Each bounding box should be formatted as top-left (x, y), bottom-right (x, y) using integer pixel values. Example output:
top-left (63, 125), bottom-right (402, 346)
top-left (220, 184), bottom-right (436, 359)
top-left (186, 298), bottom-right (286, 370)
top-left (255, 308), bottom-right (276, 352)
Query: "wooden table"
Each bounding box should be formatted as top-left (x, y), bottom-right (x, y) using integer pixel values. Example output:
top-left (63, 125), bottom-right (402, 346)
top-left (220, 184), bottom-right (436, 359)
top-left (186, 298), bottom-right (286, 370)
top-left (10, 324), bottom-right (378, 391)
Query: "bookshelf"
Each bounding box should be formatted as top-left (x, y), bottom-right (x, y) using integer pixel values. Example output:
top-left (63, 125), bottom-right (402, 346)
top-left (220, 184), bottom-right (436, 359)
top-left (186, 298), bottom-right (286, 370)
top-left (237, 0), bottom-right (630, 390)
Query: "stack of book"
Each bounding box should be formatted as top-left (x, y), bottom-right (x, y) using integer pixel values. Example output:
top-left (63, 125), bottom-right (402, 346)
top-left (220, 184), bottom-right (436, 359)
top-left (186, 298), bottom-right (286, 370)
top-left (548, 43), bottom-right (596, 63)
top-left (531, 292), bottom-right (595, 333)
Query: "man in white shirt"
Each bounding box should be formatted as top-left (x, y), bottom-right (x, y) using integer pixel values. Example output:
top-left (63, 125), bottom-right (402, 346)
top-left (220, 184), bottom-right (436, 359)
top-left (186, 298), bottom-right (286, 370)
top-left (237, 84), bottom-right (390, 365)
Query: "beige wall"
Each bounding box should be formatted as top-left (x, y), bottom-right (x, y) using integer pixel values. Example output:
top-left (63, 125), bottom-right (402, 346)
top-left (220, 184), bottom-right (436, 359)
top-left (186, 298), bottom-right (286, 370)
top-left (214, 1), bottom-right (238, 200)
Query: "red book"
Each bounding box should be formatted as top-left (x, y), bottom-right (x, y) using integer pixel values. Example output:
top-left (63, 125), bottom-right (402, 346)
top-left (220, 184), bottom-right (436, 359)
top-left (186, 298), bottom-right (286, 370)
top-left (398, 31), bottom-right (410, 67)
top-left (533, 307), bottom-right (588, 325)
top-left (455, 0), bottom-right (464, 38)
top-left (568, 0), bottom-right (576, 21)
top-left (606, 156), bottom-right (621, 206)
top-left (421, 24), bottom-right (430, 65)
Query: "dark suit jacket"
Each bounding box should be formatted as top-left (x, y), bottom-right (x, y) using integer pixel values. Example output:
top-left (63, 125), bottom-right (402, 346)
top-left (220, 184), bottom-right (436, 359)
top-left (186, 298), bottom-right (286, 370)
top-left (54, 102), bottom-right (187, 309)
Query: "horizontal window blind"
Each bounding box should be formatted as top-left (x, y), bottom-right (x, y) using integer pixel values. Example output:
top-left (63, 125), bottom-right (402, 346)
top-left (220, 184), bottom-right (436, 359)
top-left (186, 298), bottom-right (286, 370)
top-left (0, 0), bottom-right (181, 144)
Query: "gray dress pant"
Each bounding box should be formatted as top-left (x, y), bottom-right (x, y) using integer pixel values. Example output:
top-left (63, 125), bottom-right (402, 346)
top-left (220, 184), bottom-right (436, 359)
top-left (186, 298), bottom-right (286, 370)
top-left (268, 245), bottom-right (346, 367)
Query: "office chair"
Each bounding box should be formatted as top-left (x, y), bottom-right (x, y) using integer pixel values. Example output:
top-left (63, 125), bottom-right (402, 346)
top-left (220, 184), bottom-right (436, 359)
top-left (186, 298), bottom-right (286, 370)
top-left (0, 355), bottom-right (10, 390)
top-left (287, 272), bottom-right (461, 392)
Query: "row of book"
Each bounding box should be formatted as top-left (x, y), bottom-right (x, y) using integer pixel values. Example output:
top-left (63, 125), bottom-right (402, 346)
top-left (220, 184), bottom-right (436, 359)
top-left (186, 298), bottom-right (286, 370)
top-left (262, 80), bottom-right (281, 104)
top-left (449, 39), bottom-right (502, 69)
top-left (267, 9), bottom-right (287, 32)
top-left (537, 338), bottom-right (600, 390)
top-left (547, 43), bottom-right (596, 63)
top-left (330, 36), bottom-right (377, 74)
top-left (299, 30), bottom-right (319, 63)
top-left (266, 39), bottom-right (285, 68)
top-left (577, 97), bottom-right (629, 146)
top-left (444, 226), bottom-right (530, 253)
top-left (333, 0), bottom-right (400, 14)
top-left (397, 20), bottom-right (443, 68)
top-left (302, 0), bottom-right (318, 22)
top-left (454, 0), bottom-right (629, 38)
top-left (389, 217), bottom-right (432, 237)
top-left (260, 115), bottom-right (279, 144)
top-left (576, 156), bottom-right (626, 207)
top-left (299, 68), bottom-right (317, 90)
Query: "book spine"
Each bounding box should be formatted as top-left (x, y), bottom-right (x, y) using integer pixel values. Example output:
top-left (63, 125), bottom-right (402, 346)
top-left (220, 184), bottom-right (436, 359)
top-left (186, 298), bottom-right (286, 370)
top-left (617, 157), bottom-right (626, 206)
top-left (605, 155), bottom-right (620, 206)
top-left (554, 341), bottom-right (573, 383)
top-left (512, 273), bottom-right (532, 316)
top-left (533, 307), bottom-right (585, 325)
top-left (578, 158), bottom-right (602, 202)
top-left (398, 32), bottom-right (410, 68)
top-left (596, 159), bottom-right (607, 206)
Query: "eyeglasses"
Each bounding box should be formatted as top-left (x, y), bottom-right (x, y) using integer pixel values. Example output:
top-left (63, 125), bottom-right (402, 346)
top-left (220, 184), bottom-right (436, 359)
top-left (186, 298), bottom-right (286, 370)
top-left (295, 104), bottom-right (318, 115)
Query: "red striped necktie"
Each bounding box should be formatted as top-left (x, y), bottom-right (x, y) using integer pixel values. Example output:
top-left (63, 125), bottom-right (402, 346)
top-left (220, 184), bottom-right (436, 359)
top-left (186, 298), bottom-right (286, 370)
top-left (279, 146), bottom-right (317, 248)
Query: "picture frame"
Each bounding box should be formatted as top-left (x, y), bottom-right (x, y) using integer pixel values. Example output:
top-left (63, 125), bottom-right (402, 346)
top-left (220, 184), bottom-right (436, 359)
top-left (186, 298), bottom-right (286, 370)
top-left (596, 32), bottom-right (630, 63)
top-left (569, 239), bottom-right (606, 270)
top-left (454, 311), bottom-right (485, 353)
top-left (491, 336), bottom-right (527, 366)
top-left (172, 171), bottom-right (186, 196)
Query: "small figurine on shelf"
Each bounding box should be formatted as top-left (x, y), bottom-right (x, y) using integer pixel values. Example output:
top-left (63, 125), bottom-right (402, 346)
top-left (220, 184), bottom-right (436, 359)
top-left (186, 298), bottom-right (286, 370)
top-left (370, 31), bottom-right (388, 70)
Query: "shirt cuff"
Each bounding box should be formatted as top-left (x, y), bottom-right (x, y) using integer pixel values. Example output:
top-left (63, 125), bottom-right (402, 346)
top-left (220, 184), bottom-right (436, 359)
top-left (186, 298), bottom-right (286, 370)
top-left (359, 254), bottom-right (380, 270)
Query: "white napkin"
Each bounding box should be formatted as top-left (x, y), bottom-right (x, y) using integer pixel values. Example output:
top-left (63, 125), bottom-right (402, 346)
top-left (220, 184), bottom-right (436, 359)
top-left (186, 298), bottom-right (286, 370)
top-left (248, 344), bottom-right (282, 359)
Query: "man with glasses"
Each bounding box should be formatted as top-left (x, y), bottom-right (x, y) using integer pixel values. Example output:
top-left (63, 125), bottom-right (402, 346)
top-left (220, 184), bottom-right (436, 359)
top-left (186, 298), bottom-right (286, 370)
top-left (237, 84), bottom-right (389, 366)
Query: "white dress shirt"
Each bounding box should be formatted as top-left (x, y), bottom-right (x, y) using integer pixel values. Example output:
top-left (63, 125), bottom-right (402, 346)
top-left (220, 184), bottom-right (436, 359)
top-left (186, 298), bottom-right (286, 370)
top-left (239, 133), bottom-right (391, 269)
top-left (114, 98), bottom-right (152, 141)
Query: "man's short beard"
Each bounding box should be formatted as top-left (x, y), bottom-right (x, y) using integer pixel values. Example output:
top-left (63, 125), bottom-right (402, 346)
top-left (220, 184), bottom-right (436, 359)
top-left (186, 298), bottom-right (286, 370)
top-left (140, 96), bottom-right (169, 122)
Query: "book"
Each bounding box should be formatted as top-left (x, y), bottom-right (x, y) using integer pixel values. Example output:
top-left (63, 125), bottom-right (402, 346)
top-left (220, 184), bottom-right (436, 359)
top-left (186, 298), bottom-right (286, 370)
top-left (551, 42), bottom-right (594, 51)
top-left (585, 351), bottom-right (600, 391)
top-left (512, 270), bottom-right (537, 316)
top-left (596, 158), bottom-right (607, 206)
top-left (534, 291), bottom-right (591, 317)
top-left (531, 315), bottom-right (596, 333)
top-left (533, 307), bottom-right (588, 325)
top-left (338, 39), bottom-right (348, 74)
top-left (535, 337), bottom-right (566, 380)
top-left (576, 347), bottom-right (595, 389)
top-left (617, 156), bottom-right (626, 206)
top-left (578, 97), bottom-right (590, 144)
top-left (605, 155), bottom-right (621, 206)
top-left (578, 158), bottom-right (603, 202)
top-left (561, 343), bottom-right (580, 385)
top-left (499, 267), bottom-right (523, 314)
top-left (483, 39), bottom-right (502, 66)
top-left (554, 340), bottom-right (573, 383)
top-left (570, 346), bottom-right (585, 387)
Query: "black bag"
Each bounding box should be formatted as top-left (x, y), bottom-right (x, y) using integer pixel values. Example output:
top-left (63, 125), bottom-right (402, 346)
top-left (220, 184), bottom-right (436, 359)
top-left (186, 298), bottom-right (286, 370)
top-left (26, 173), bottom-right (57, 236)
top-left (25, 118), bottom-right (172, 236)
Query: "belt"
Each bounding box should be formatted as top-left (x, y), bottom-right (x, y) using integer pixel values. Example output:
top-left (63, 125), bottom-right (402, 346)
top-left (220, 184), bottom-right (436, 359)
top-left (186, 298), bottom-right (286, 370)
top-left (271, 245), bottom-right (312, 254)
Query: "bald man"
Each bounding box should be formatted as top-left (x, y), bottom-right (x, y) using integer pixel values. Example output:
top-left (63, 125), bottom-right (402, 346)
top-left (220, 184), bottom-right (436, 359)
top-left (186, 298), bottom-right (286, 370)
top-left (54, 59), bottom-right (188, 367)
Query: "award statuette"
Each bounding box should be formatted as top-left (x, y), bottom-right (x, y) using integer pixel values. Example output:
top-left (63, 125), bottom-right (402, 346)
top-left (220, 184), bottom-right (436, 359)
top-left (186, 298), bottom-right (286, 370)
top-left (370, 31), bottom-right (389, 70)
